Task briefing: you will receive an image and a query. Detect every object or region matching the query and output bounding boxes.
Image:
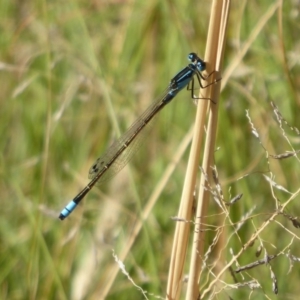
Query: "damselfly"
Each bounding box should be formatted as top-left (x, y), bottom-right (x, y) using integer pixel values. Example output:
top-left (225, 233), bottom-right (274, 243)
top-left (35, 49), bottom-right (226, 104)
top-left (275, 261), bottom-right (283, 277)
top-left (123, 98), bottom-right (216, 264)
top-left (59, 53), bottom-right (209, 220)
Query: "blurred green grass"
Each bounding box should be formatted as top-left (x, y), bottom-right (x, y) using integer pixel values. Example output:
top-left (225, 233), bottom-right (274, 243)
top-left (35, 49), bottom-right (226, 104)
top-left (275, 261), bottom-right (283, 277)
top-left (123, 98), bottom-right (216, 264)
top-left (1, 0), bottom-right (300, 299)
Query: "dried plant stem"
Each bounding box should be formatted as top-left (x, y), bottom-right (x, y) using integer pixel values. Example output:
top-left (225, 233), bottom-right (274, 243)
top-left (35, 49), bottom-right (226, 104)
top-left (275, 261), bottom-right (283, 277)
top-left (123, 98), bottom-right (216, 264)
top-left (166, 1), bottom-right (230, 299)
top-left (186, 1), bottom-right (230, 298)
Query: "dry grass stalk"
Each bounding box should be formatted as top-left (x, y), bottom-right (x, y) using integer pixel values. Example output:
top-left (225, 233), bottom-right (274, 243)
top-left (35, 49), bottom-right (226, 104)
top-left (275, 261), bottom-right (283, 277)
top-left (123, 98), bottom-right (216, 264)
top-left (166, 1), bottom-right (230, 299)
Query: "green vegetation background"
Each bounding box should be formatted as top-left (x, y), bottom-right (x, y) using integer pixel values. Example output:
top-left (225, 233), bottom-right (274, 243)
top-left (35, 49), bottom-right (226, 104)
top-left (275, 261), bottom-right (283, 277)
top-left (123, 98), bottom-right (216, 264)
top-left (1, 0), bottom-right (300, 299)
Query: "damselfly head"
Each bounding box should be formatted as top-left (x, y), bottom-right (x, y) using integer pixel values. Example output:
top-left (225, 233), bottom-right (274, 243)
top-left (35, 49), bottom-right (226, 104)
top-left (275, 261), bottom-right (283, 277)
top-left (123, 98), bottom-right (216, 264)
top-left (196, 60), bottom-right (206, 72)
top-left (188, 53), bottom-right (206, 72)
top-left (188, 52), bottom-right (198, 62)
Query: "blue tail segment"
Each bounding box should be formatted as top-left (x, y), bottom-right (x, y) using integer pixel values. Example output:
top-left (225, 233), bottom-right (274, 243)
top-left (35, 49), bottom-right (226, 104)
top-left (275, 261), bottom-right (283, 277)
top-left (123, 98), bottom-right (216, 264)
top-left (59, 200), bottom-right (77, 220)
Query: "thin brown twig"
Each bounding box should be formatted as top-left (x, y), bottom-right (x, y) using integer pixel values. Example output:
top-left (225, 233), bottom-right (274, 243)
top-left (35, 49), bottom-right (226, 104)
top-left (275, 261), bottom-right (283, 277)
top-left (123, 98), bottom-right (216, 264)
top-left (186, 1), bottom-right (230, 299)
top-left (165, 1), bottom-right (230, 299)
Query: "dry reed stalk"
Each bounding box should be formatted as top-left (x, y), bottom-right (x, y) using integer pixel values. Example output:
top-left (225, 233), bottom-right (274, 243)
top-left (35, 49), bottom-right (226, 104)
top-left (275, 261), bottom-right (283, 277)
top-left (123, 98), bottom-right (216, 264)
top-left (166, 1), bottom-right (230, 299)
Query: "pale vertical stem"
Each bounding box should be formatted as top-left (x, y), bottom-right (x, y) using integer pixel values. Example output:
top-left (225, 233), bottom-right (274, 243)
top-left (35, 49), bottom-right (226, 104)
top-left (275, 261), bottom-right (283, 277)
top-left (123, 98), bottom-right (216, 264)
top-left (166, 97), bottom-right (208, 300)
top-left (186, 1), bottom-right (230, 299)
top-left (166, 1), bottom-right (230, 299)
